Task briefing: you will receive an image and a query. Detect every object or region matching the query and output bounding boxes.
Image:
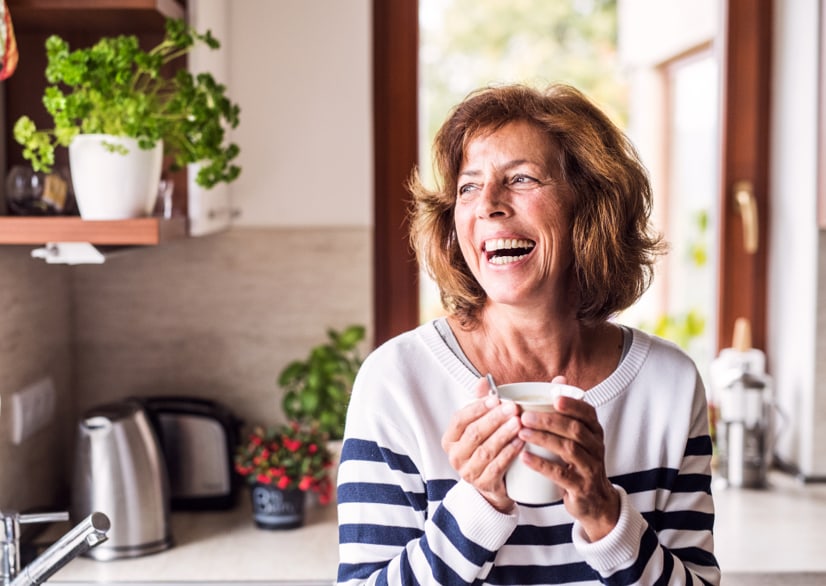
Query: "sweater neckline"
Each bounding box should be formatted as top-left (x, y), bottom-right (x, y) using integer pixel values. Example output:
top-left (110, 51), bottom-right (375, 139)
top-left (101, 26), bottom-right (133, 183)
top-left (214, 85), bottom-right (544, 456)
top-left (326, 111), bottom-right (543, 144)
top-left (417, 319), bottom-right (652, 407)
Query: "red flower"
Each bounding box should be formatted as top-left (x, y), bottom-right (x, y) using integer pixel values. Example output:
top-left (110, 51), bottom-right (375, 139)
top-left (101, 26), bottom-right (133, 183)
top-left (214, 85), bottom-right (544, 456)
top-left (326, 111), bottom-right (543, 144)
top-left (284, 438), bottom-right (302, 452)
top-left (235, 422), bottom-right (333, 496)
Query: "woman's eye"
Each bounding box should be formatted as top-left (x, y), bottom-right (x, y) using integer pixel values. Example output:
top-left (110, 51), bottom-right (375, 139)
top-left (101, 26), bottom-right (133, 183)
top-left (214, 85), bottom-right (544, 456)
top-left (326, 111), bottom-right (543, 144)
top-left (511, 174), bottom-right (538, 186)
top-left (458, 183), bottom-right (478, 197)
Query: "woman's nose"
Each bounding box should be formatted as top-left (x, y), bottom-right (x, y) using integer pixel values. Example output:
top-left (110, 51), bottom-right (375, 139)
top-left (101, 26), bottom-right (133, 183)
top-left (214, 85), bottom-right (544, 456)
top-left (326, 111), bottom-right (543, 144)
top-left (476, 182), bottom-right (509, 218)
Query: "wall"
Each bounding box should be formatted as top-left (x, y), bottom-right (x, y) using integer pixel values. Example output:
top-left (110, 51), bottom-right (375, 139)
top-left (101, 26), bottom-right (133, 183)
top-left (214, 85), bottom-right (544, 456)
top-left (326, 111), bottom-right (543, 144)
top-left (0, 0), bottom-right (373, 510)
top-left (0, 248), bottom-right (74, 510)
top-left (229, 0), bottom-right (372, 227)
top-left (768, 0), bottom-right (824, 478)
top-left (71, 229), bottom-right (371, 421)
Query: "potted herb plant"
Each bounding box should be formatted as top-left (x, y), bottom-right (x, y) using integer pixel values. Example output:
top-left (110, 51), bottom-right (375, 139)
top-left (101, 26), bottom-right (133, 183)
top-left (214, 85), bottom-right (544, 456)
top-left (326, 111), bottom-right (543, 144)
top-left (234, 422), bottom-right (334, 530)
top-left (278, 325), bottom-right (366, 441)
top-left (12, 17), bottom-right (241, 220)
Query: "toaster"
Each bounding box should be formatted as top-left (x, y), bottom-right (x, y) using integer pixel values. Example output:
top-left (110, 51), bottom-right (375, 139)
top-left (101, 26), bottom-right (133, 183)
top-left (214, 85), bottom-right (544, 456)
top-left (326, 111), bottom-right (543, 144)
top-left (138, 396), bottom-right (243, 511)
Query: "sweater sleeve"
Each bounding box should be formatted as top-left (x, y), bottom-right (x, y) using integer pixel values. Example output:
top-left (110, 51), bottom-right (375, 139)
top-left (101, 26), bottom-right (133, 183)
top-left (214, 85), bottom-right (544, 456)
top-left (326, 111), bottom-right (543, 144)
top-left (571, 373), bottom-right (721, 585)
top-left (335, 351), bottom-right (518, 586)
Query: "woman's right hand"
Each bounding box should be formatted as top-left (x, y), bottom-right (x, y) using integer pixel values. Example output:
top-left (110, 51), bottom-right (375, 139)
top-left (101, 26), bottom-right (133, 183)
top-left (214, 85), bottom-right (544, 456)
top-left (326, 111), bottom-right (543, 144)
top-left (441, 377), bottom-right (524, 512)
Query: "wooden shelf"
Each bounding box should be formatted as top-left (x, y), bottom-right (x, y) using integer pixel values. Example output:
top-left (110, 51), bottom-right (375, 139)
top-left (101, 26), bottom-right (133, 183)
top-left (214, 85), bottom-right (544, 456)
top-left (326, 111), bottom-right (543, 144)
top-left (0, 216), bottom-right (188, 245)
top-left (2, 1), bottom-right (191, 250)
top-left (7, 0), bottom-right (185, 33)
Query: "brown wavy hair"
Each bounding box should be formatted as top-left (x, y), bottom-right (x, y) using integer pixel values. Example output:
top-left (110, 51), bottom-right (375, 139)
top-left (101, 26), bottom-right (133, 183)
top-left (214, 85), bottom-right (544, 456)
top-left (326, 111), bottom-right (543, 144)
top-left (408, 83), bottom-right (665, 327)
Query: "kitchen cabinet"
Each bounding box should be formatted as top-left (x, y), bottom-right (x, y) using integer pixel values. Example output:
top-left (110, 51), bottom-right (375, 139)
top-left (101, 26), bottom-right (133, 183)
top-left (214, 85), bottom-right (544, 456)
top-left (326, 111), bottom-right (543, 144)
top-left (1, 0), bottom-right (189, 246)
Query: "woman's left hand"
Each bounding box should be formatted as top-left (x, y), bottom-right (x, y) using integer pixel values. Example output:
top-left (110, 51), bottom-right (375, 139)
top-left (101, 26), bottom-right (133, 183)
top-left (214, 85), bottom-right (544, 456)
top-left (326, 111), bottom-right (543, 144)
top-left (518, 389), bottom-right (620, 541)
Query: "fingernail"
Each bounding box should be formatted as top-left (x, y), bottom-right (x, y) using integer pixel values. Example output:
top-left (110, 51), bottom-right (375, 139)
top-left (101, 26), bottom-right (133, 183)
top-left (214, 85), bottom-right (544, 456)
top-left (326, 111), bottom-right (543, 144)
top-left (485, 396), bottom-right (498, 408)
top-left (500, 401), bottom-right (517, 415)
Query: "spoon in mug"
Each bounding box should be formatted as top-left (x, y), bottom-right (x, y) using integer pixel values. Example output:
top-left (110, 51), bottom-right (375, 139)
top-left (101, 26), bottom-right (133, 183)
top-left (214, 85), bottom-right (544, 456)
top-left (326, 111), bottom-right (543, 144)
top-left (486, 373), bottom-right (500, 399)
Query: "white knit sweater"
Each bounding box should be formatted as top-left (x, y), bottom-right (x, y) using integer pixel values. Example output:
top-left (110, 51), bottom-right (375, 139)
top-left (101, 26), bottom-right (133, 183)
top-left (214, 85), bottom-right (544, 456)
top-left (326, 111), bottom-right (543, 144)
top-left (336, 320), bottom-right (720, 585)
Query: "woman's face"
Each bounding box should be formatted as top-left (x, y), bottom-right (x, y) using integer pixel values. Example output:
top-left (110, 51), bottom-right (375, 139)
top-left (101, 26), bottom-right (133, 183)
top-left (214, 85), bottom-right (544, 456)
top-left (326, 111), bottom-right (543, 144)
top-left (454, 119), bottom-right (574, 311)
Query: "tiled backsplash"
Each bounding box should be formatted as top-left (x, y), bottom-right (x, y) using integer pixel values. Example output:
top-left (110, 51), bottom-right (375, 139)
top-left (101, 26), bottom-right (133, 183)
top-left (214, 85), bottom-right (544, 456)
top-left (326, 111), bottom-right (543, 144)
top-left (0, 226), bottom-right (372, 511)
top-left (0, 246), bottom-right (74, 511)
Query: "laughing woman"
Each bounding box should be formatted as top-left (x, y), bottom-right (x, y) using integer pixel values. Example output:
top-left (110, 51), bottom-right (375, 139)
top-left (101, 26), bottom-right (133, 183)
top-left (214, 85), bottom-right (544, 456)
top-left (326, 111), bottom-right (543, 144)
top-left (336, 84), bottom-right (719, 585)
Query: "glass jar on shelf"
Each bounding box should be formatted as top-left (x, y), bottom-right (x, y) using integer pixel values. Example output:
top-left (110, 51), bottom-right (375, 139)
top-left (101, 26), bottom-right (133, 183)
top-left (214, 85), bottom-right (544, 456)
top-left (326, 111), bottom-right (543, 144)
top-left (5, 165), bottom-right (76, 216)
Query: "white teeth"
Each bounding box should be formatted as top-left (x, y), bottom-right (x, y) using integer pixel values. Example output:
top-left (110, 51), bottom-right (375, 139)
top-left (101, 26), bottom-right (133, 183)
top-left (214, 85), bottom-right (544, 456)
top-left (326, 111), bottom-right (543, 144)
top-left (484, 238), bottom-right (535, 252)
top-left (489, 253), bottom-right (529, 265)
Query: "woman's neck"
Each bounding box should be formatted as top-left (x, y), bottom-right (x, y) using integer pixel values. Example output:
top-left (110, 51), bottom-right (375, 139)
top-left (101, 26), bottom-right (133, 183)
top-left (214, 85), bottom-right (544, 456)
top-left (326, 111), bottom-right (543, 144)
top-left (447, 307), bottom-right (623, 390)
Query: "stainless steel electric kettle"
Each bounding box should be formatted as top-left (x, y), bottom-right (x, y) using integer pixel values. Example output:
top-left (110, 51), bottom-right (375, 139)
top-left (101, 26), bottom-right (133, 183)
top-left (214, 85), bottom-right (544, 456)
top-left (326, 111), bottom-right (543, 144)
top-left (71, 399), bottom-right (172, 560)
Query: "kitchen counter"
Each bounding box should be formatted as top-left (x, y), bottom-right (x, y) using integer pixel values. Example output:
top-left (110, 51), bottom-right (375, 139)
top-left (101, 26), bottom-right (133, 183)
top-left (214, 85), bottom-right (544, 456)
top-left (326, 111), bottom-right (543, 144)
top-left (47, 497), bottom-right (339, 584)
top-left (42, 470), bottom-right (826, 583)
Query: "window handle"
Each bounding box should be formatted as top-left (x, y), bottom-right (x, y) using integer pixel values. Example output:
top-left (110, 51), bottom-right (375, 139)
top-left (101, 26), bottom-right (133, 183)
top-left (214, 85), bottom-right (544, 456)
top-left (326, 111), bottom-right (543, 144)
top-left (734, 181), bottom-right (758, 254)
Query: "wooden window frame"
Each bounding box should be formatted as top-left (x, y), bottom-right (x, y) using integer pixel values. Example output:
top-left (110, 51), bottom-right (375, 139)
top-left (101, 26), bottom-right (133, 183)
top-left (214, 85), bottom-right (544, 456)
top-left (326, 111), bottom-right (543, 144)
top-left (372, 0), bottom-right (420, 346)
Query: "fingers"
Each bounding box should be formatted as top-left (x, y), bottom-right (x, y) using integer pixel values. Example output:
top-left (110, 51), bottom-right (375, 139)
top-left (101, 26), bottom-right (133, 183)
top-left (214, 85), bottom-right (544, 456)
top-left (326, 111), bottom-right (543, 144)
top-left (444, 398), bottom-right (521, 468)
top-left (441, 377), bottom-right (526, 510)
top-left (517, 399), bottom-right (607, 488)
top-left (442, 394), bottom-right (494, 446)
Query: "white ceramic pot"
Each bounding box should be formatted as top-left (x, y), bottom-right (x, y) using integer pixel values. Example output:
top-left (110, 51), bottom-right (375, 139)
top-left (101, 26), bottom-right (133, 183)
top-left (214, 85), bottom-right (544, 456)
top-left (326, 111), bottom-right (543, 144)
top-left (69, 134), bottom-right (163, 220)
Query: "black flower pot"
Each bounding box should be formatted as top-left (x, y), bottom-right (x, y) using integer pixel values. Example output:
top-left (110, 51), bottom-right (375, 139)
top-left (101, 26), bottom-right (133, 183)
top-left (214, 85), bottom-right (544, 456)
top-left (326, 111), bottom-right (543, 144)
top-left (250, 483), bottom-right (306, 530)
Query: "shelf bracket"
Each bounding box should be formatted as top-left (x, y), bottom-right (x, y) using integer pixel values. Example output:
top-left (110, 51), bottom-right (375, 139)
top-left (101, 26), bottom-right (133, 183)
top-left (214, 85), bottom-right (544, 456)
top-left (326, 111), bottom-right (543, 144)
top-left (31, 242), bottom-right (106, 264)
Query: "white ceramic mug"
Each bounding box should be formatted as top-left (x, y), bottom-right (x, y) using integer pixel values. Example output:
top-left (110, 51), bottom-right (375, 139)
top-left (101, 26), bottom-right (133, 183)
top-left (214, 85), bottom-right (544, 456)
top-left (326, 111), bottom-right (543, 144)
top-left (498, 382), bottom-right (586, 505)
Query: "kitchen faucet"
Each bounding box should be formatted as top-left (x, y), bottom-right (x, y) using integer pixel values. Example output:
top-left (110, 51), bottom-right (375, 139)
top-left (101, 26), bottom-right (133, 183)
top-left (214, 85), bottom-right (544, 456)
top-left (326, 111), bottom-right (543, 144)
top-left (1, 510), bottom-right (110, 586)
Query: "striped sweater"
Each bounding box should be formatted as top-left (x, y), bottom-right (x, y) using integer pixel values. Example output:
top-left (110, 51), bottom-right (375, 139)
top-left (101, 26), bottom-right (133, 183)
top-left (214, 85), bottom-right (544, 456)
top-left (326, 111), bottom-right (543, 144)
top-left (337, 321), bottom-right (720, 585)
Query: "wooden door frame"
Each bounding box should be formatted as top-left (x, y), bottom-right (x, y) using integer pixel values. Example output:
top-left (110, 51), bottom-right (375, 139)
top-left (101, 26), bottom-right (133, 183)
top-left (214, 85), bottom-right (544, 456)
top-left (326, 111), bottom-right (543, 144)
top-left (372, 0), bottom-right (419, 346)
top-left (717, 0), bottom-right (772, 352)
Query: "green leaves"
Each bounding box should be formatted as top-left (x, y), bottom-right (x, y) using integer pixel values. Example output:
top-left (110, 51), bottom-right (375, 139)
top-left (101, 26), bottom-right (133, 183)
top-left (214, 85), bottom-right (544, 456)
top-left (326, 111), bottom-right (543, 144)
top-left (14, 18), bottom-right (241, 189)
top-left (279, 325), bottom-right (366, 440)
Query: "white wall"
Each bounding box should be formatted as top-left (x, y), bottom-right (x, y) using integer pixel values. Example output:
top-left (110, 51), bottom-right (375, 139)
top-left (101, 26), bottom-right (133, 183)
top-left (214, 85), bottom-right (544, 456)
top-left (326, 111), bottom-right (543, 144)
top-left (227, 0), bottom-right (372, 228)
top-left (768, 0), bottom-right (823, 477)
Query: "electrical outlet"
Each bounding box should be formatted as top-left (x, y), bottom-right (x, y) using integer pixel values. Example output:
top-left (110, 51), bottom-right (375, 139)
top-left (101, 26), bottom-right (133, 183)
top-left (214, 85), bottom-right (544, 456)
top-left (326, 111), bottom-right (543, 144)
top-left (11, 377), bottom-right (56, 445)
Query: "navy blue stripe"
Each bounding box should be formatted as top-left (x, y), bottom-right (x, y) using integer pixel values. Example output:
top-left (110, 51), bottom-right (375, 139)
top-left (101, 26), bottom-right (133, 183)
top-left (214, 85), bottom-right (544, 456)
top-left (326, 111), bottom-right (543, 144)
top-left (396, 547), bottom-right (420, 586)
top-left (611, 467), bottom-right (711, 496)
top-left (685, 434), bottom-right (713, 456)
top-left (420, 537), bottom-right (472, 585)
top-left (487, 561), bottom-right (598, 584)
top-left (338, 481), bottom-right (428, 511)
top-left (671, 546), bottom-right (720, 569)
top-left (643, 509), bottom-right (714, 533)
top-left (338, 561), bottom-right (388, 582)
top-left (604, 526), bottom-right (659, 584)
top-left (653, 549), bottom-right (674, 586)
top-left (427, 478), bottom-right (458, 501)
top-left (673, 472), bottom-right (712, 494)
top-left (431, 505), bottom-right (495, 566)
top-left (507, 522), bottom-right (574, 546)
top-left (342, 438), bottom-right (420, 474)
top-left (611, 467), bottom-right (679, 494)
top-left (339, 522), bottom-right (423, 546)
top-left (661, 510), bottom-right (714, 532)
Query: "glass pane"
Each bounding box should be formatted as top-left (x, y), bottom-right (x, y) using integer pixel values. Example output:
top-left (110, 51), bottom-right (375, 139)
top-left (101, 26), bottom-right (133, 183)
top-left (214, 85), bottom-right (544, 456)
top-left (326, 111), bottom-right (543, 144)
top-left (669, 55), bottom-right (720, 372)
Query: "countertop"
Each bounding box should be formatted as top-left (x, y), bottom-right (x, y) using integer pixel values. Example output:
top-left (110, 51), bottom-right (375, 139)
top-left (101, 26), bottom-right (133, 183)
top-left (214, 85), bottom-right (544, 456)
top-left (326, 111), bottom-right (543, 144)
top-left (46, 496), bottom-right (339, 584)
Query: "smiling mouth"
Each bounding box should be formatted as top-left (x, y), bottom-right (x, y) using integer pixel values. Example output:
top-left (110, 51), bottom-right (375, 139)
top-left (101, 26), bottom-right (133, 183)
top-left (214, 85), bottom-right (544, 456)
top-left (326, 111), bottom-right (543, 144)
top-left (484, 238), bottom-right (536, 265)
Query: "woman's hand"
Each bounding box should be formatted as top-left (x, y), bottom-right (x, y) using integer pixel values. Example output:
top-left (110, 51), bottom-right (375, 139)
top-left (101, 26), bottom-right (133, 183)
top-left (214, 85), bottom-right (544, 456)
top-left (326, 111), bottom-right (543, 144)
top-left (441, 377), bottom-right (524, 512)
top-left (518, 378), bottom-right (620, 541)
